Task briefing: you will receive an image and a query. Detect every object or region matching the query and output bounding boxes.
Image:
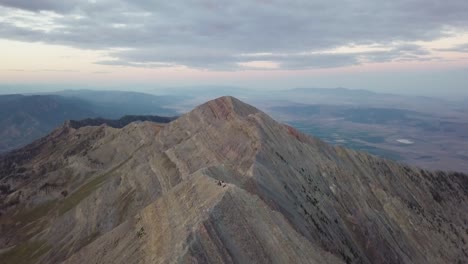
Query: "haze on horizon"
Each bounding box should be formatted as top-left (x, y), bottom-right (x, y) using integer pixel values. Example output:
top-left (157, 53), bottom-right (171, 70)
top-left (0, 0), bottom-right (468, 98)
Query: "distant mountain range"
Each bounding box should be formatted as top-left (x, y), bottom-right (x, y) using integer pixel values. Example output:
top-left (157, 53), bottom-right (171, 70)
top-left (0, 91), bottom-right (180, 153)
top-left (0, 97), bottom-right (466, 263)
top-left (0, 95), bottom-right (95, 153)
top-left (290, 87), bottom-right (377, 95)
top-left (52, 90), bottom-right (182, 118)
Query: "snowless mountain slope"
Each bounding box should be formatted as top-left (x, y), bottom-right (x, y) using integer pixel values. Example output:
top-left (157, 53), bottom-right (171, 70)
top-left (0, 96), bottom-right (466, 264)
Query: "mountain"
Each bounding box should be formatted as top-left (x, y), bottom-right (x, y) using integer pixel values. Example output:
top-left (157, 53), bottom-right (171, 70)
top-left (0, 95), bottom-right (97, 153)
top-left (53, 90), bottom-right (182, 118)
top-left (0, 92), bottom-right (179, 153)
top-left (0, 97), bottom-right (467, 264)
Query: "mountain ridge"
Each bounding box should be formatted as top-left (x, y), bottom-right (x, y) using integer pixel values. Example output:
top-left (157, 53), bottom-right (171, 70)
top-left (0, 96), bottom-right (467, 264)
top-left (0, 92), bottom-right (179, 153)
top-left (66, 115), bottom-right (177, 129)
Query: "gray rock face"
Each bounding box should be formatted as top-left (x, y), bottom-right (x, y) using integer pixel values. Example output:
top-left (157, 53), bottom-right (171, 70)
top-left (0, 96), bottom-right (467, 264)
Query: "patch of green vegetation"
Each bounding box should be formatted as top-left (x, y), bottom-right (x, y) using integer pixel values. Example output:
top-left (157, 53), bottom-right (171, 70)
top-left (276, 105), bottom-right (322, 116)
top-left (0, 240), bottom-right (50, 264)
top-left (58, 170), bottom-right (111, 215)
top-left (344, 141), bottom-right (402, 161)
top-left (352, 132), bottom-right (385, 144)
top-left (336, 108), bottom-right (415, 125)
top-left (58, 145), bottom-right (142, 215)
top-left (289, 122), bottom-right (401, 161)
top-left (14, 200), bottom-right (57, 224)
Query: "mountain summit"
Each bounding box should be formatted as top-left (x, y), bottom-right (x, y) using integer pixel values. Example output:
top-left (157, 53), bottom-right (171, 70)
top-left (0, 97), bottom-right (467, 264)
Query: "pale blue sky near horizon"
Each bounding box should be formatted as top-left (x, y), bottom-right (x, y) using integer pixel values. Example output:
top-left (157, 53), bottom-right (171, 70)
top-left (1, 66), bottom-right (468, 99)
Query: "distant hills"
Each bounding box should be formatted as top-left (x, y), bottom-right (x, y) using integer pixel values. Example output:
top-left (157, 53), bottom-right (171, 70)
top-left (0, 91), bottom-right (179, 153)
top-left (290, 87), bottom-right (377, 95)
top-left (0, 95), bottom-right (96, 153)
top-left (53, 90), bottom-right (182, 118)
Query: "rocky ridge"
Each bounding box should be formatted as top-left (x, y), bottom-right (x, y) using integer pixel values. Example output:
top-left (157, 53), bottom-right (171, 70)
top-left (0, 96), bottom-right (467, 264)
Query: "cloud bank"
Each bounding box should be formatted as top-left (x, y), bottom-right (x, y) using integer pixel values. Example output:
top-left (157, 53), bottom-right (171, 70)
top-left (1, 0), bottom-right (467, 70)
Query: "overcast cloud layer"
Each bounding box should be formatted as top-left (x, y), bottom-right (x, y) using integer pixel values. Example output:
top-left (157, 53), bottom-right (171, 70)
top-left (1, 0), bottom-right (467, 70)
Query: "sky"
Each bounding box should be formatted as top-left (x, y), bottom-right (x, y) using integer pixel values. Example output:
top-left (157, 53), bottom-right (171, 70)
top-left (0, 0), bottom-right (468, 97)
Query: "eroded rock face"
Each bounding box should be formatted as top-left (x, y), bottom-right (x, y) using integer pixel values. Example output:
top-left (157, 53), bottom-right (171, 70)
top-left (0, 96), bottom-right (467, 264)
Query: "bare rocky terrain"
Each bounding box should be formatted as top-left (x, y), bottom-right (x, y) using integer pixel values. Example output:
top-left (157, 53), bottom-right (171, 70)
top-left (0, 96), bottom-right (467, 264)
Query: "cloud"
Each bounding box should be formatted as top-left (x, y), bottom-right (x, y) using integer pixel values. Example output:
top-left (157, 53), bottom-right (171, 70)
top-left (94, 43), bottom-right (437, 70)
top-left (0, 0), bottom-right (467, 70)
top-left (96, 48), bottom-right (362, 70)
top-left (0, 0), bottom-right (79, 12)
top-left (436, 43), bottom-right (468, 53)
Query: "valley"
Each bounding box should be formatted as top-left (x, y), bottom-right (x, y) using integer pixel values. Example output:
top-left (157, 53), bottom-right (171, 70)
top-left (270, 104), bottom-right (468, 172)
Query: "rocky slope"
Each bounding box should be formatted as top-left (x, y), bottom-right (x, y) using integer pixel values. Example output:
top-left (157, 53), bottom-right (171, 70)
top-left (0, 96), bottom-right (467, 264)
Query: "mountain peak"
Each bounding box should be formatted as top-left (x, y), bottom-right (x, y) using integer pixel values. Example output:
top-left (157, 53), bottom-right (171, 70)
top-left (1, 97), bottom-right (467, 264)
top-left (193, 96), bottom-right (260, 120)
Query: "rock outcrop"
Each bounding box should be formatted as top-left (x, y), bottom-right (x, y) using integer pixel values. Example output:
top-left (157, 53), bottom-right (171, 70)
top-left (0, 96), bottom-right (467, 264)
